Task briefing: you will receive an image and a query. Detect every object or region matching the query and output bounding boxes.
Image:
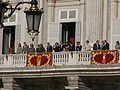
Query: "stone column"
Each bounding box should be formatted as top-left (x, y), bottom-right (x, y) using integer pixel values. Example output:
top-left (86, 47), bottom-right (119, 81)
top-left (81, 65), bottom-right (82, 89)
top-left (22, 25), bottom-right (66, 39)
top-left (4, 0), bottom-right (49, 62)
top-left (81, 0), bottom-right (86, 45)
top-left (48, 0), bottom-right (56, 22)
top-left (102, 0), bottom-right (111, 41)
top-left (2, 78), bottom-right (13, 90)
top-left (111, 0), bottom-right (118, 18)
top-left (65, 76), bottom-right (89, 90)
top-left (118, 0), bottom-right (120, 18)
top-left (38, 0), bottom-right (43, 44)
top-left (38, 0), bottom-right (49, 45)
top-left (111, 0), bottom-right (120, 18)
top-left (0, 29), bottom-right (3, 54)
top-left (2, 78), bottom-right (24, 90)
top-left (86, 0), bottom-right (103, 44)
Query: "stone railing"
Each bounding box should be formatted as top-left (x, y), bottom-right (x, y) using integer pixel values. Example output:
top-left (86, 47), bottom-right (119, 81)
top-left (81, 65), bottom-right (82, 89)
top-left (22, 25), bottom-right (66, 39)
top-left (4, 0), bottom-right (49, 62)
top-left (0, 51), bottom-right (119, 67)
top-left (0, 54), bottom-right (27, 67)
top-left (52, 51), bottom-right (90, 65)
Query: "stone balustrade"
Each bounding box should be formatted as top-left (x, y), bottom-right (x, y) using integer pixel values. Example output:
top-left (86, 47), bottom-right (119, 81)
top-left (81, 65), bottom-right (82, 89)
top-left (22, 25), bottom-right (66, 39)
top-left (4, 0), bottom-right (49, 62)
top-left (0, 54), bottom-right (27, 67)
top-left (0, 51), bottom-right (119, 67)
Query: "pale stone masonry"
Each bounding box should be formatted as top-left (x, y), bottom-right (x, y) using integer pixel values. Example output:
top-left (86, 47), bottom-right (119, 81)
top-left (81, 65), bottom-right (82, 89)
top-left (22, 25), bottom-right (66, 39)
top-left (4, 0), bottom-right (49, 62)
top-left (0, 65), bottom-right (120, 89)
top-left (1, 0), bottom-right (120, 54)
top-left (1, 0), bottom-right (120, 89)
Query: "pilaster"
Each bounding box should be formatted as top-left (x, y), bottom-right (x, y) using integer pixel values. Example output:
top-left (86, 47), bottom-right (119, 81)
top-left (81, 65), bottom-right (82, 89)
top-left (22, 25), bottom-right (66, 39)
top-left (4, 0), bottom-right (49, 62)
top-left (80, 0), bottom-right (86, 45)
top-left (86, 0), bottom-right (103, 44)
top-left (0, 29), bottom-right (3, 54)
top-left (38, 0), bottom-right (49, 45)
top-left (2, 78), bottom-right (24, 90)
top-left (111, 0), bottom-right (120, 18)
top-left (103, 0), bottom-right (111, 41)
top-left (48, 0), bottom-right (56, 22)
top-left (2, 78), bottom-right (13, 90)
top-left (65, 76), bottom-right (89, 90)
top-left (118, 0), bottom-right (120, 18)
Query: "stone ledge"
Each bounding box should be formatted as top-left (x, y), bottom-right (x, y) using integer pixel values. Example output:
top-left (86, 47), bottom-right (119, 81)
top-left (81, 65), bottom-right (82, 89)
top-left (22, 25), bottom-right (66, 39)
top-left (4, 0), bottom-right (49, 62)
top-left (0, 64), bottom-right (120, 78)
top-left (65, 86), bottom-right (79, 89)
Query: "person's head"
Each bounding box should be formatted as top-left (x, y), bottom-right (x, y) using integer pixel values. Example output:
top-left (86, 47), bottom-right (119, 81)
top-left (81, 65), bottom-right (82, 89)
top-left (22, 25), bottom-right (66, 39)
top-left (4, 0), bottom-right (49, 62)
top-left (18, 43), bottom-right (21, 47)
top-left (116, 41), bottom-right (120, 45)
top-left (104, 40), bottom-right (107, 43)
top-left (30, 44), bottom-right (34, 48)
top-left (40, 43), bottom-right (43, 47)
top-left (47, 42), bottom-right (50, 46)
top-left (102, 40), bottom-right (105, 45)
top-left (86, 40), bottom-right (89, 44)
top-left (76, 42), bottom-right (80, 45)
top-left (65, 42), bottom-right (69, 45)
top-left (8, 47), bottom-right (13, 54)
top-left (55, 42), bottom-right (59, 46)
top-left (23, 42), bottom-right (27, 46)
top-left (37, 44), bottom-right (40, 47)
top-left (96, 40), bottom-right (100, 44)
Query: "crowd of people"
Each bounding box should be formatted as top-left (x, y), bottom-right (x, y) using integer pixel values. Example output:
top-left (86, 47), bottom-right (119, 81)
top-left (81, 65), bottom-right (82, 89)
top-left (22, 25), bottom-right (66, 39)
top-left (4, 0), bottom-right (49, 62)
top-left (8, 40), bottom-right (120, 54)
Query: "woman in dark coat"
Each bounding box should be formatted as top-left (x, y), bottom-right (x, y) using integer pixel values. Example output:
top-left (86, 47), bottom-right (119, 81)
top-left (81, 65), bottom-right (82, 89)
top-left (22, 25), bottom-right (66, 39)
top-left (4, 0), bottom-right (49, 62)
top-left (53, 42), bottom-right (60, 52)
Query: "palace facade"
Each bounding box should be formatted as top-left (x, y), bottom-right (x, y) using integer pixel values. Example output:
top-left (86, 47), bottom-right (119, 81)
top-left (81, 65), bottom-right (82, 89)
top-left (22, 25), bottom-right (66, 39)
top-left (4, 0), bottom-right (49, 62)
top-left (0, 0), bottom-right (120, 54)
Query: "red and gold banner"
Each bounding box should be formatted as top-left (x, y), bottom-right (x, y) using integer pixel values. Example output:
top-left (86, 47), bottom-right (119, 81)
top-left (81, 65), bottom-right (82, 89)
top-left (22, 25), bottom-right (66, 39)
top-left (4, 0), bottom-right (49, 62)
top-left (91, 50), bottom-right (118, 64)
top-left (27, 53), bottom-right (52, 66)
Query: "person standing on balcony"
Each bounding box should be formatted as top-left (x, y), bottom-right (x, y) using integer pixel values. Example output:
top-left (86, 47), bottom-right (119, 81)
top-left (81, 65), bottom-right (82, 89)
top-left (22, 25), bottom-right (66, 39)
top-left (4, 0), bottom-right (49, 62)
top-left (8, 47), bottom-right (14, 54)
top-left (102, 40), bottom-right (110, 50)
top-left (68, 42), bottom-right (75, 51)
top-left (59, 42), bottom-right (66, 51)
top-left (115, 41), bottom-right (120, 50)
top-left (76, 42), bottom-right (82, 51)
top-left (53, 42), bottom-right (60, 52)
top-left (23, 42), bottom-right (29, 53)
top-left (65, 42), bottom-right (69, 51)
top-left (46, 42), bottom-right (53, 52)
top-left (29, 44), bottom-right (35, 53)
top-left (16, 43), bottom-right (23, 54)
top-left (36, 44), bottom-right (45, 53)
top-left (84, 40), bottom-right (92, 51)
top-left (93, 40), bottom-right (101, 50)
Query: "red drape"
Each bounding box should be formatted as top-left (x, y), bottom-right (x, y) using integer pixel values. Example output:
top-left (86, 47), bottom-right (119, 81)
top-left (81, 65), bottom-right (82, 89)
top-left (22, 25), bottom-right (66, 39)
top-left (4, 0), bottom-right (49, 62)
top-left (26, 53), bottom-right (52, 66)
top-left (91, 50), bottom-right (118, 64)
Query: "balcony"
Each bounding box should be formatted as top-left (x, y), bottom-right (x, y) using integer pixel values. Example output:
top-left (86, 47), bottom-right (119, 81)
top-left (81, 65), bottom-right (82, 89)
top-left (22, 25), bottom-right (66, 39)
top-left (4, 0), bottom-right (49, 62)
top-left (0, 51), bottom-right (119, 67)
top-left (0, 51), bottom-right (120, 90)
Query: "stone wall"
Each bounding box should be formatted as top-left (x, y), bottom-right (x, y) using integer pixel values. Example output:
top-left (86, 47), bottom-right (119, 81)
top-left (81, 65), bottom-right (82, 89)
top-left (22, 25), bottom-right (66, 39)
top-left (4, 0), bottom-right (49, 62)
top-left (0, 65), bottom-right (120, 90)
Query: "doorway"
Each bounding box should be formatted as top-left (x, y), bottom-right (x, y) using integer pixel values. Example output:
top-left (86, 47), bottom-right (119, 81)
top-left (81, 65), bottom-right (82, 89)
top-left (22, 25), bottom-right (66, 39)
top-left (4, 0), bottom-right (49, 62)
top-left (61, 22), bottom-right (76, 44)
top-left (2, 26), bottom-right (15, 54)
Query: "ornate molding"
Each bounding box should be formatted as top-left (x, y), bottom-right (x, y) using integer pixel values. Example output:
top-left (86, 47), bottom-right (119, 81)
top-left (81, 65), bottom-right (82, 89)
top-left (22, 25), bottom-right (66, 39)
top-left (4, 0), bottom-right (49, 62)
top-left (1, 64), bottom-right (120, 78)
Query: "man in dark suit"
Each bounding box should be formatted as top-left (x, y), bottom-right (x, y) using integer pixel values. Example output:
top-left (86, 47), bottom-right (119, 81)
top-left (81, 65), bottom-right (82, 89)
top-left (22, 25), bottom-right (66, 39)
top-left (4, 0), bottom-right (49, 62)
top-left (102, 40), bottom-right (110, 50)
top-left (76, 42), bottom-right (82, 51)
top-left (68, 42), bottom-right (75, 51)
top-left (36, 44), bottom-right (46, 53)
top-left (59, 42), bottom-right (66, 51)
top-left (93, 40), bottom-right (101, 50)
top-left (46, 42), bottom-right (53, 52)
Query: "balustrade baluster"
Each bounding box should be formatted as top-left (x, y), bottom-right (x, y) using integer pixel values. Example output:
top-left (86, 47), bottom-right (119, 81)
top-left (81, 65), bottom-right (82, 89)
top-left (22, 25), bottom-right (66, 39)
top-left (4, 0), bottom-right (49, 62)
top-left (2, 51), bottom-right (118, 67)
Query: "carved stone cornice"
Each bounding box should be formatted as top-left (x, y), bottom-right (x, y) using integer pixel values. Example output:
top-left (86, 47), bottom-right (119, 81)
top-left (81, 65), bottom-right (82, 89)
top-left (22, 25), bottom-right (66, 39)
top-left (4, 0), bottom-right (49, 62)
top-left (0, 64), bottom-right (120, 78)
top-left (111, 0), bottom-right (120, 3)
top-left (48, 0), bottom-right (56, 3)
